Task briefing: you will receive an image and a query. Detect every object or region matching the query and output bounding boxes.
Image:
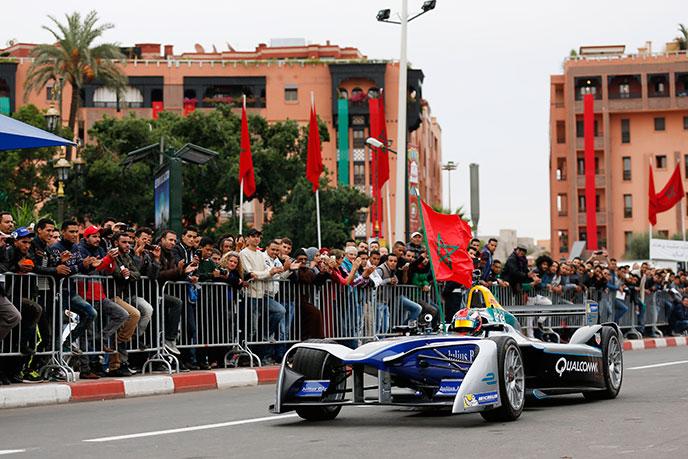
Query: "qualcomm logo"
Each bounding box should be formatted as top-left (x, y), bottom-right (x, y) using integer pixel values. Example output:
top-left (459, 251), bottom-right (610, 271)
top-left (555, 357), bottom-right (598, 377)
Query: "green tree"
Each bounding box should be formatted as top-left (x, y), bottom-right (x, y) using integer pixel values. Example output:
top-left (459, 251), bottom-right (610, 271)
top-left (23, 11), bottom-right (127, 136)
top-left (676, 23), bottom-right (688, 50)
top-left (262, 178), bottom-right (372, 250)
top-left (0, 105), bottom-right (63, 210)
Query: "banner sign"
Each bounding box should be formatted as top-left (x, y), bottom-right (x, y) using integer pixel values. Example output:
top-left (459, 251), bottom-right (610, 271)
top-left (154, 168), bottom-right (170, 230)
top-left (650, 238), bottom-right (688, 261)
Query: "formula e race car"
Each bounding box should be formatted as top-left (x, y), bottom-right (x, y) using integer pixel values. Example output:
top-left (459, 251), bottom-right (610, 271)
top-left (270, 285), bottom-right (623, 422)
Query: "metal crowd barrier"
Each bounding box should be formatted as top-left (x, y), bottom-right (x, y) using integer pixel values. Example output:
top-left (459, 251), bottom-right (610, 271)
top-left (161, 280), bottom-right (249, 368)
top-left (0, 273), bottom-right (73, 380)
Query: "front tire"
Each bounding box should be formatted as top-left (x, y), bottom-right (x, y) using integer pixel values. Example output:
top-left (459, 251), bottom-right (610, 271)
top-left (480, 336), bottom-right (525, 422)
top-left (583, 327), bottom-right (623, 400)
top-left (291, 343), bottom-right (347, 421)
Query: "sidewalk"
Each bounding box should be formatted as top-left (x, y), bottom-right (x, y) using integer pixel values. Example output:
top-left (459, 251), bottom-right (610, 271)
top-left (0, 366), bottom-right (279, 409)
top-left (2, 336), bottom-right (686, 410)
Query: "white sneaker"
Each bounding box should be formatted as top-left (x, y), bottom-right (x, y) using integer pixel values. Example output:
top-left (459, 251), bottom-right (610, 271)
top-left (164, 340), bottom-right (180, 355)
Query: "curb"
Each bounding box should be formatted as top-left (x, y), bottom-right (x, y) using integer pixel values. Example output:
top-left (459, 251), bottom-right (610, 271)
top-left (623, 336), bottom-right (688, 351)
top-left (0, 366), bottom-right (279, 409)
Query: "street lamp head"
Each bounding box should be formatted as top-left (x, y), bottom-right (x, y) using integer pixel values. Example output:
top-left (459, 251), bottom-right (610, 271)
top-left (422, 0), bottom-right (437, 12)
top-left (45, 105), bottom-right (60, 132)
top-left (53, 157), bottom-right (72, 182)
top-left (72, 156), bottom-right (86, 174)
top-left (366, 137), bottom-right (385, 148)
top-left (376, 8), bottom-right (391, 21)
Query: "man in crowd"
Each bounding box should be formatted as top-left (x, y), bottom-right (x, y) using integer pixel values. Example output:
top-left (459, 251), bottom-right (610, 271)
top-left (502, 244), bottom-right (540, 294)
top-left (372, 253), bottom-right (399, 333)
top-left (480, 238), bottom-right (498, 282)
top-left (239, 229), bottom-right (286, 363)
top-left (406, 231), bottom-right (424, 258)
top-left (0, 227), bottom-right (43, 383)
top-left (669, 295), bottom-right (688, 335)
top-left (157, 230), bottom-right (190, 356)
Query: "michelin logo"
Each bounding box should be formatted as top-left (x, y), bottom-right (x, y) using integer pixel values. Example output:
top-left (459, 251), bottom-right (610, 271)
top-left (463, 391), bottom-right (499, 408)
top-left (555, 357), bottom-right (598, 377)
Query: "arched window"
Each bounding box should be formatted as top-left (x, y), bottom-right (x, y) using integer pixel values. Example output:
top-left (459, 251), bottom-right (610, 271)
top-left (338, 88), bottom-right (348, 99)
top-left (350, 87), bottom-right (365, 103)
top-left (0, 78), bottom-right (10, 115)
top-left (367, 87), bottom-right (380, 99)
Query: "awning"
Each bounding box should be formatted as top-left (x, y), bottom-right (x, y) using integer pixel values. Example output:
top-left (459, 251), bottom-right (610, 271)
top-left (0, 113), bottom-right (76, 151)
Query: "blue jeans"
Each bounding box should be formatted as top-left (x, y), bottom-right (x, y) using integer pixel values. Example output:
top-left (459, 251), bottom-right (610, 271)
top-left (613, 298), bottom-right (629, 324)
top-left (67, 294), bottom-right (96, 342)
top-left (376, 303), bottom-right (389, 334)
top-left (400, 295), bottom-right (422, 324)
top-left (249, 297), bottom-right (286, 341)
top-left (673, 320), bottom-right (688, 334)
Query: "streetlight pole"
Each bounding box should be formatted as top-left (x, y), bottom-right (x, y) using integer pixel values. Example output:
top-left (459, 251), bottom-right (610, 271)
top-left (377, 1), bottom-right (436, 243)
top-left (441, 161), bottom-right (457, 212)
top-left (394, 0), bottom-right (409, 244)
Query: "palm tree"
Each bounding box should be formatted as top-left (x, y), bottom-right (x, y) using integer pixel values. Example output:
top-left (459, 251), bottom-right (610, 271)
top-left (677, 23), bottom-right (688, 50)
top-left (24, 11), bottom-right (127, 154)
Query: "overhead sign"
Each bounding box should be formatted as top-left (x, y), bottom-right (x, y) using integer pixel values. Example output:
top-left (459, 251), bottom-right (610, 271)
top-left (650, 238), bottom-right (688, 261)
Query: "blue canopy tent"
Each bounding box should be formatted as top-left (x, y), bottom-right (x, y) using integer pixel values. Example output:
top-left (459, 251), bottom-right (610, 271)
top-left (0, 113), bottom-right (75, 151)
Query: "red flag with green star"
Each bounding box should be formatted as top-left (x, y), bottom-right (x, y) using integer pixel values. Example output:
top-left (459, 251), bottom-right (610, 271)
top-left (419, 199), bottom-right (473, 288)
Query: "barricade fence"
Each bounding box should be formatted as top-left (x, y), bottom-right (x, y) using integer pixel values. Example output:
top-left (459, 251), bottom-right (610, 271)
top-left (1, 272), bottom-right (682, 375)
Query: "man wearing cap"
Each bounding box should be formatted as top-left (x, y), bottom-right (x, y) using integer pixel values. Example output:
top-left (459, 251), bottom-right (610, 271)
top-left (76, 225), bottom-right (130, 352)
top-left (0, 227), bottom-right (43, 382)
top-left (406, 231), bottom-right (424, 259)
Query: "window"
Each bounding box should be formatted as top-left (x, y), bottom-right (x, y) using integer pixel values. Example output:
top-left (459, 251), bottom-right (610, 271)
top-left (352, 128), bottom-right (365, 148)
top-left (619, 84), bottom-right (630, 98)
top-left (656, 155), bottom-right (667, 169)
top-left (556, 121), bottom-right (565, 144)
top-left (556, 158), bottom-right (567, 181)
top-left (579, 229), bottom-right (587, 241)
top-left (624, 231), bottom-right (633, 252)
top-left (657, 230), bottom-right (669, 239)
top-left (684, 116), bottom-right (688, 130)
top-left (654, 117), bottom-right (665, 131)
top-left (284, 86), bottom-right (298, 102)
top-left (577, 157), bottom-right (585, 175)
top-left (558, 230), bottom-right (569, 253)
top-left (623, 194), bottom-right (632, 218)
top-left (622, 157), bottom-right (631, 180)
top-left (596, 192), bottom-right (601, 211)
top-left (46, 86), bottom-right (55, 101)
top-left (353, 163), bottom-right (365, 186)
top-left (557, 194), bottom-right (568, 216)
top-left (576, 119), bottom-right (598, 138)
top-left (621, 119), bottom-right (630, 143)
top-left (685, 155), bottom-right (688, 179)
top-left (578, 195), bottom-right (586, 212)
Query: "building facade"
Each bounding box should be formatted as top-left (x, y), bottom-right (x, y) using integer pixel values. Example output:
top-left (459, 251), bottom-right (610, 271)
top-left (0, 40), bottom-right (442, 240)
top-left (549, 45), bottom-right (688, 258)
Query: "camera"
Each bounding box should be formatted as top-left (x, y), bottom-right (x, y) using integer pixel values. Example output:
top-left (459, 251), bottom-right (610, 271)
top-left (218, 268), bottom-right (229, 276)
top-left (144, 243), bottom-right (158, 251)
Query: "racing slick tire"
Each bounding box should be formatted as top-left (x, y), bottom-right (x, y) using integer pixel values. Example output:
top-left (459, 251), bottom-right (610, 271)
top-left (583, 327), bottom-right (623, 400)
top-left (480, 336), bottom-right (525, 422)
top-left (292, 340), bottom-right (347, 421)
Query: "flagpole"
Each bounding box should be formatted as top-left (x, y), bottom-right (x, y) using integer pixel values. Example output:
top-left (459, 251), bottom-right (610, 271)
top-left (385, 183), bottom-right (393, 248)
top-left (311, 91), bottom-right (322, 249)
top-left (239, 179), bottom-right (244, 234)
top-left (414, 187), bottom-right (445, 330)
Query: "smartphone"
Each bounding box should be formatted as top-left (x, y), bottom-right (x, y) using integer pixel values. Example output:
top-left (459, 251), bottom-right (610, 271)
top-left (144, 243), bottom-right (158, 251)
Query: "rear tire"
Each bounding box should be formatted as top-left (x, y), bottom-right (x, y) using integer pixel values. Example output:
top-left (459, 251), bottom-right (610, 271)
top-left (291, 341), bottom-right (346, 421)
top-left (480, 336), bottom-right (525, 422)
top-left (583, 327), bottom-right (623, 400)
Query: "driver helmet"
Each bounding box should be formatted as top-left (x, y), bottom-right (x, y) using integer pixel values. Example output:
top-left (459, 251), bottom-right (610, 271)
top-left (449, 308), bottom-right (483, 336)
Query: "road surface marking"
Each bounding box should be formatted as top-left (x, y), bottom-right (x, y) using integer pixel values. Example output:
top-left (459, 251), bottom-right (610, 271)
top-left (0, 450), bottom-right (25, 456)
top-left (627, 360), bottom-right (688, 371)
top-left (83, 414), bottom-right (298, 442)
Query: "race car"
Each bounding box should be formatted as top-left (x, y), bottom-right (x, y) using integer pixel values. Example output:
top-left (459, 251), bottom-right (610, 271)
top-left (270, 285), bottom-right (623, 422)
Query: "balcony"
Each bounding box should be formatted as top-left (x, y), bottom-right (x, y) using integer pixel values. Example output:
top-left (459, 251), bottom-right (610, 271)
top-left (578, 212), bottom-right (607, 225)
top-left (575, 136), bottom-right (604, 150)
top-left (576, 174), bottom-right (606, 188)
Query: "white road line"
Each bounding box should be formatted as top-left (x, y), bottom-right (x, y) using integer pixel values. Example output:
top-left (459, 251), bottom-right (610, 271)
top-left (627, 360), bottom-right (688, 370)
top-left (0, 450), bottom-right (26, 456)
top-left (83, 414), bottom-right (299, 443)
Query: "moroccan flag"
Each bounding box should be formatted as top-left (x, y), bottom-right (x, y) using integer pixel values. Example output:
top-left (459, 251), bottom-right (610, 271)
top-left (649, 163), bottom-right (684, 225)
top-left (376, 92), bottom-right (389, 186)
top-left (419, 199), bottom-right (474, 288)
top-left (238, 101), bottom-right (256, 198)
top-left (306, 104), bottom-right (323, 192)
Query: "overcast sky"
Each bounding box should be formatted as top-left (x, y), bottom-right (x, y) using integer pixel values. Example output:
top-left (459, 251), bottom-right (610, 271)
top-left (3, 0), bottom-right (686, 240)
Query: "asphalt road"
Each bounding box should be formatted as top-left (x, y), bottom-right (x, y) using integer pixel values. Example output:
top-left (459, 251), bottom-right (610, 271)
top-left (1, 346), bottom-right (687, 459)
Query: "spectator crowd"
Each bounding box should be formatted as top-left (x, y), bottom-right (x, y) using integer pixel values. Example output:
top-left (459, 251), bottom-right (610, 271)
top-left (1, 210), bottom-right (686, 386)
